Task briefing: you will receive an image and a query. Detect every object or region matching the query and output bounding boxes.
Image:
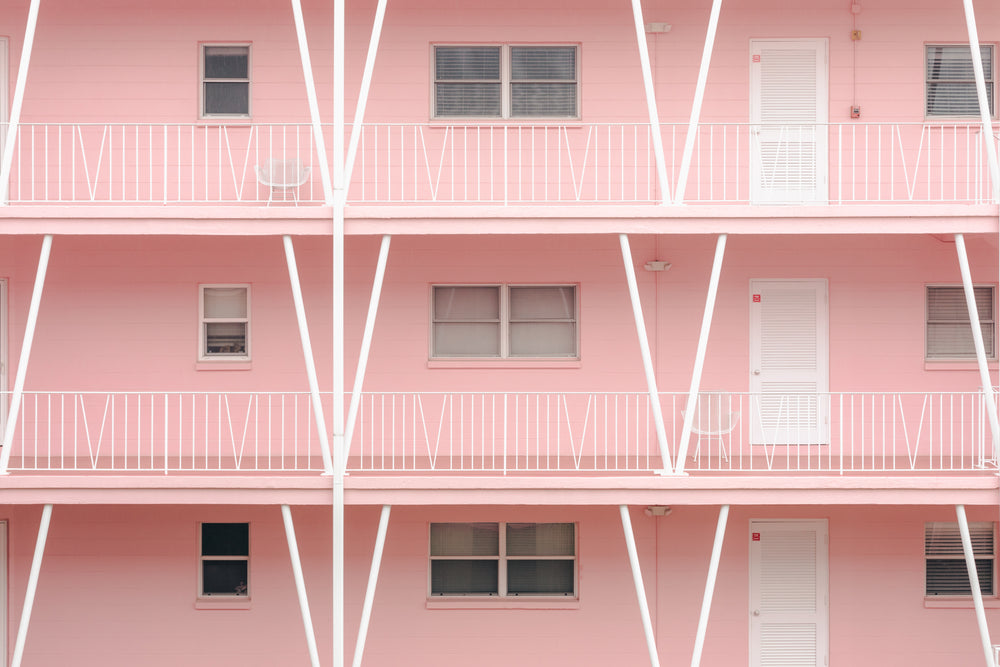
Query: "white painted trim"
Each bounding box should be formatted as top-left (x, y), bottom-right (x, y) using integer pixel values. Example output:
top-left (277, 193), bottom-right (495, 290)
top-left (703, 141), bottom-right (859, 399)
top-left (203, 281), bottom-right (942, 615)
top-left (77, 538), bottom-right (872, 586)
top-left (749, 518), bottom-right (829, 667)
top-left (11, 504), bottom-right (51, 667)
top-left (0, 279), bottom-right (7, 432)
top-left (198, 284), bottom-right (251, 362)
top-left (0, 520), bottom-right (7, 665)
top-left (749, 38), bottom-right (829, 204)
top-left (352, 505), bottom-right (391, 667)
top-left (748, 278), bottom-right (830, 446)
top-left (620, 506), bottom-right (661, 667)
top-left (281, 505), bottom-right (321, 667)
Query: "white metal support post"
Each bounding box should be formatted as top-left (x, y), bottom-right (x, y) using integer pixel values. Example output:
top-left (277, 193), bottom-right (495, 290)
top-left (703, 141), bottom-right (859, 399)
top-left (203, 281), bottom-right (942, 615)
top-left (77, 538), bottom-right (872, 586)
top-left (954, 234), bottom-right (1000, 460)
top-left (674, 0), bottom-right (723, 204)
top-left (10, 503), bottom-right (52, 667)
top-left (283, 236), bottom-right (335, 474)
top-left (960, 0), bottom-right (1000, 201)
top-left (290, 0), bottom-right (334, 204)
top-left (0, 235), bottom-right (52, 475)
top-left (955, 505), bottom-right (995, 667)
top-left (619, 505), bottom-right (661, 667)
top-left (333, 0), bottom-right (346, 665)
top-left (281, 505), bottom-right (322, 667)
top-left (345, 235), bottom-right (391, 453)
top-left (675, 234), bottom-right (727, 472)
top-left (0, 0), bottom-right (41, 205)
top-left (351, 504), bottom-right (391, 667)
top-left (689, 505), bottom-right (729, 667)
top-left (628, 0), bottom-right (671, 205)
top-left (619, 234), bottom-right (673, 473)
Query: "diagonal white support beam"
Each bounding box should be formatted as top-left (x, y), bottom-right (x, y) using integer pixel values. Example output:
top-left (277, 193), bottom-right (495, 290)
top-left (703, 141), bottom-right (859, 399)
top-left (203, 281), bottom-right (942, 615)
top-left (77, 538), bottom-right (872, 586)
top-left (345, 0), bottom-right (389, 190)
top-left (954, 234), bottom-right (1000, 461)
top-left (0, 234), bottom-right (52, 475)
top-left (345, 235), bottom-right (391, 465)
top-left (352, 504), bottom-right (391, 667)
top-left (620, 505), bottom-right (661, 667)
top-left (676, 234), bottom-right (727, 473)
top-left (283, 235), bottom-right (334, 474)
top-left (675, 0), bottom-right (723, 204)
top-left (960, 0), bottom-right (1000, 202)
top-left (290, 0), bottom-right (334, 204)
top-left (0, 0), bottom-right (41, 205)
top-left (10, 503), bottom-right (52, 667)
top-left (628, 0), bottom-right (671, 205)
top-left (690, 505), bottom-right (729, 667)
top-left (281, 505), bottom-right (322, 667)
top-left (955, 504), bottom-right (995, 667)
top-left (619, 234), bottom-right (673, 473)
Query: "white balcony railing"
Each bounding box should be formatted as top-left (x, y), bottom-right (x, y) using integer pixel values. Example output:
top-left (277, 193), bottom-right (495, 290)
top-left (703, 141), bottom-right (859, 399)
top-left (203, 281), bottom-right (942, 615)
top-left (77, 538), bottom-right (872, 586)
top-left (2, 391), bottom-right (996, 474)
top-left (4, 122), bottom-right (997, 206)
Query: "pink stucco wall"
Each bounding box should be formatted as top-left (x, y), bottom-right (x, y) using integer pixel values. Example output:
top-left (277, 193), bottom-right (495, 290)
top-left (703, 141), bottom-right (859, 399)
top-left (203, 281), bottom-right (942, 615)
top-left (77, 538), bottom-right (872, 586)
top-left (0, 503), bottom-right (996, 665)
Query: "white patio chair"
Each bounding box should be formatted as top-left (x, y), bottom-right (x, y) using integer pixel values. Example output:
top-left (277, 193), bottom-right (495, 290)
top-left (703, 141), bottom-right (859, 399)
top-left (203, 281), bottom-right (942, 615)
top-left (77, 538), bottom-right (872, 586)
top-left (682, 393), bottom-right (740, 463)
top-left (254, 158), bottom-right (311, 204)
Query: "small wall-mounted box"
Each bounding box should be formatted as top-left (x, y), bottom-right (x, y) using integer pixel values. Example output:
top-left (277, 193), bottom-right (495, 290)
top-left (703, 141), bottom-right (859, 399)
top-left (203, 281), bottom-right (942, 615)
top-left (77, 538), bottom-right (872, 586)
top-left (645, 22), bottom-right (672, 33)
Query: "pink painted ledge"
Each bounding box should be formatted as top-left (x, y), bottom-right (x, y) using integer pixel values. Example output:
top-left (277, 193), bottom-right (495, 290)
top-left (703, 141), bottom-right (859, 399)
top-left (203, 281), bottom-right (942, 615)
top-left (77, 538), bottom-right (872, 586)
top-left (0, 203), bottom-right (995, 236)
top-left (0, 473), bottom-right (995, 506)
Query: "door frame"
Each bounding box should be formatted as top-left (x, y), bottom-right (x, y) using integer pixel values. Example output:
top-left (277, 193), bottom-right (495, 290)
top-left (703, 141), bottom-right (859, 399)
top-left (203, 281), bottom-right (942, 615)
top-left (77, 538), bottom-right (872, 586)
top-left (749, 518), bottom-right (829, 667)
top-left (749, 38), bottom-right (829, 204)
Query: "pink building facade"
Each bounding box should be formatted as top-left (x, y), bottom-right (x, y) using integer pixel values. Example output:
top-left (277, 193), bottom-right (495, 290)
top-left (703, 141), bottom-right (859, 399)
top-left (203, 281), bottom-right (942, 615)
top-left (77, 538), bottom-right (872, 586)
top-left (1, 0), bottom-right (1000, 664)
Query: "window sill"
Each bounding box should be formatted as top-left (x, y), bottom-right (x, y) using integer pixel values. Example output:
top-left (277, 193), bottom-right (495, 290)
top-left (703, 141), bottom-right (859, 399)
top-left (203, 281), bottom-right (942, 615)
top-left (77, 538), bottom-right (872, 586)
top-left (428, 359), bottom-right (581, 369)
top-left (428, 119), bottom-right (584, 128)
top-left (924, 360), bottom-right (998, 371)
top-left (195, 597), bottom-right (252, 610)
top-left (426, 597), bottom-right (579, 610)
top-left (195, 361), bottom-right (252, 371)
top-left (924, 597), bottom-right (1000, 609)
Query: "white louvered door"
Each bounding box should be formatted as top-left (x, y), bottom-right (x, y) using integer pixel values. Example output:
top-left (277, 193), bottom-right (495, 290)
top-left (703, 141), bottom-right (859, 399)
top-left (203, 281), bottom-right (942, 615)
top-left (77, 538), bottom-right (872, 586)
top-left (749, 280), bottom-right (829, 445)
top-left (750, 520), bottom-right (829, 667)
top-left (750, 39), bottom-right (828, 204)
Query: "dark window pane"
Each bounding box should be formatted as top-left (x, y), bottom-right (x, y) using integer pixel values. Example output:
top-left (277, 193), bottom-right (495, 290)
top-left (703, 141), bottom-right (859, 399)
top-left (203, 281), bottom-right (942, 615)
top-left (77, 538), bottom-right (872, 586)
top-left (435, 46), bottom-right (501, 80)
top-left (511, 82), bottom-right (577, 117)
top-left (205, 82), bottom-right (249, 116)
top-left (202, 523), bottom-right (249, 556)
top-left (511, 47), bottom-right (576, 80)
top-left (202, 559), bottom-right (248, 596)
top-left (435, 83), bottom-right (502, 117)
top-left (506, 523), bottom-right (575, 556)
top-left (205, 322), bottom-right (247, 355)
top-left (205, 47), bottom-right (248, 79)
top-left (431, 560), bottom-right (498, 595)
top-left (926, 558), bottom-right (994, 596)
top-left (507, 559), bottom-right (574, 595)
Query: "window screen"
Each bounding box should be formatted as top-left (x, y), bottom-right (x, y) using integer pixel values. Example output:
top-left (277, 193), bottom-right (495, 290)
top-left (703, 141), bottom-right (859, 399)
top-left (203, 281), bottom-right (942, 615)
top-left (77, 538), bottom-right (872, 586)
top-left (203, 45), bottom-right (250, 117)
top-left (925, 521), bottom-right (994, 596)
top-left (926, 285), bottom-right (995, 360)
top-left (433, 45), bottom-right (578, 118)
top-left (926, 45), bottom-right (994, 117)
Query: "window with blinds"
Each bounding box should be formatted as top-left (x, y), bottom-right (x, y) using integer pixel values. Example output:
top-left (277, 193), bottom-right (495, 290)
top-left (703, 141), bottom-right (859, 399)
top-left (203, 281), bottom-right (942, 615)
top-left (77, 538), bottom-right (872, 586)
top-left (926, 285), bottom-right (995, 360)
top-left (925, 521), bottom-right (995, 596)
top-left (433, 45), bottom-right (578, 118)
top-left (429, 522), bottom-right (576, 597)
top-left (926, 44), bottom-right (994, 117)
top-left (200, 285), bottom-right (250, 361)
top-left (431, 284), bottom-right (578, 359)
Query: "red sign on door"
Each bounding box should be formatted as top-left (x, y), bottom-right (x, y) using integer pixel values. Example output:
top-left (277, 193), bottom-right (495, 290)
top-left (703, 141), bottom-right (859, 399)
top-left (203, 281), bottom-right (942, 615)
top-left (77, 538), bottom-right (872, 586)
top-left (752, 294), bottom-right (761, 303)
top-left (752, 532), bottom-right (761, 541)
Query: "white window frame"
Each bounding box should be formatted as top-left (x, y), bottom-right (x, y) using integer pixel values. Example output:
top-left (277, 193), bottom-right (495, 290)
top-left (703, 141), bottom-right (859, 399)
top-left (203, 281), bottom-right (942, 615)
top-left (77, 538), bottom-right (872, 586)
top-left (428, 522), bottom-right (577, 598)
top-left (925, 521), bottom-right (996, 597)
top-left (198, 522), bottom-right (250, 598)
top-left (925, 43), bottom-right (995, 118)
top-left (200, 43), bottom-right (251, 119)
top-left (925, 284), bottom-right (996, 361)
top-left (199, 284), bottom-right (251, 361)
top-left (431, 44), bottom-right (580, 119)
top-left (430, 284), bottom-right (579, 359)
